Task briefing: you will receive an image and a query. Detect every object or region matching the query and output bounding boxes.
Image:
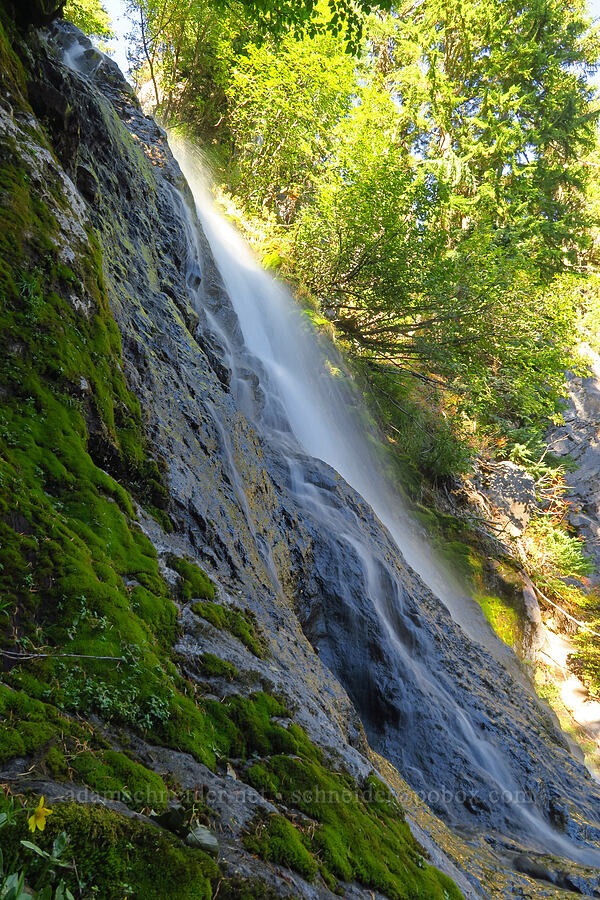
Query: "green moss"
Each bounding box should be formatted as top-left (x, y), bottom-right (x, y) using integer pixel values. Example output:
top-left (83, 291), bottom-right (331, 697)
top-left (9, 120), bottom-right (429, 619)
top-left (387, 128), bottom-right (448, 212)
top-left (167, 554), bottom-right (215, 600)
top-left (244, 761), bottom-right (463, 899)
top-left (221, 692), bottom-right (300, 757)
top-left (70, 749), bottom-right (169, 811)
top-left (193, 601), bottom-right (267, 658)
top-left (130, 584), bottom-right (177, 648)
top-left (0, 684), bottom-right (90, 764)
top-left (245, 762), bottom-right (280, 795)
top-left (216, 877), bottom-right (298, 900)
top-left (0, 15), bottom-right (27, 95)
top-left (440, 541), bottom-right (483, 583)
top-left (1, 800), bottom-right (216, 900)
top-left (412, 499), bottom-right (530, 652)
top-left (197, 653), bottom-right (239, 680)
top-left (0, 686), bottom-right (172, 811)
top-left (476, 593), bottom-right (521, 648)
top-left (0, 67), bottom-right (219, 778)
top-left (244, 812), bottom-right (318, 881)
top-left (44, 743), bottom-right (70, 778)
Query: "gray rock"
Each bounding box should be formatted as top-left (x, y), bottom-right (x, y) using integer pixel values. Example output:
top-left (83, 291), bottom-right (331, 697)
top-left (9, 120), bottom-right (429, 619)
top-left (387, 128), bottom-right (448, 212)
top-left (485, 461), bottom-right (537, 535)
top-left (548, 348), bottom-right (600, 579)
top-left (186, 825), bottom-right (219, 855)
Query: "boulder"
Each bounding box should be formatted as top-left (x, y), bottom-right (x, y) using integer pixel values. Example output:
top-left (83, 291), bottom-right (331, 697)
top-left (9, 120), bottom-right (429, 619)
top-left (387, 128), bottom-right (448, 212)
top-left (485, 461), bottom-right (537, 536)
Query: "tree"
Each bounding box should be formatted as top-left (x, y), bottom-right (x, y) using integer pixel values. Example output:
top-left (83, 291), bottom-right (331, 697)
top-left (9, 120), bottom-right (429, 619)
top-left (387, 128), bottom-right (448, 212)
top-left (129, 0), bottom-right (392, 57)
top-left (234, 0), bottom-right (391, 50)
top-left (63, 0), bottom-right (114, 39)
top-left (293, 87), bottom-right (581, 423)
top-left (125, 0), bottom-right (392, 128)
top-left (379, 0), bottom-right (599, 271)
top-left (226, 28), bottom-right (356, 213)
top-left (126, 0), bottom-right (235, 124)
top-left (124, 0), bottom-right (599, 427)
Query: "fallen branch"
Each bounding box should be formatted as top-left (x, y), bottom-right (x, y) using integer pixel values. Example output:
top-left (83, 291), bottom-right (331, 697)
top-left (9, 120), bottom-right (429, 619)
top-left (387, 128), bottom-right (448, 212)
top-left (538, 649), bottom-right (568, 679)
top-left (1, 650), bottom-right (125, 662)
top-left (528, 582), bottom-right (600, 640)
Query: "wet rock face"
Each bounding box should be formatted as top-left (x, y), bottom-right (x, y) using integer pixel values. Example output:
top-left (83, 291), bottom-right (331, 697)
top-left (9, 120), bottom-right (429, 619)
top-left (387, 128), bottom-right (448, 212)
top-left (30, 21), bottom-right (600, 889)
top-left (287, 473), bottom-right (597, 838)
top-left (33, 20), bottom-right (367, 767)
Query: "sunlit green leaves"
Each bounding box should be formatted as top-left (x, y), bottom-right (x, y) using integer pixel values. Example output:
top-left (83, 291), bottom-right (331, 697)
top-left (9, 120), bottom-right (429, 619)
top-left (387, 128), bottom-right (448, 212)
top-left (293, 89), bottom-right (582, 424)
top-left (227, 27), bottom-right (356, 212)
top-left (63, 0), bottom-right (113, 39)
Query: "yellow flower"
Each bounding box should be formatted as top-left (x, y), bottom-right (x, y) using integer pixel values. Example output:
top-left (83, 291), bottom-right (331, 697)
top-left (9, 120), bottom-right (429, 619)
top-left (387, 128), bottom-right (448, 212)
top-left (28, 796), bottom-right (53, 833)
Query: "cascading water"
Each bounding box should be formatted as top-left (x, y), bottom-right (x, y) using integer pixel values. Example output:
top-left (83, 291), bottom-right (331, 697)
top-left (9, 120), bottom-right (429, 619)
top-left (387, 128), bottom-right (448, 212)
top-left (169, 138), bottom-right (600, 869)
top-left (171, 145), bottom-right (508, 655)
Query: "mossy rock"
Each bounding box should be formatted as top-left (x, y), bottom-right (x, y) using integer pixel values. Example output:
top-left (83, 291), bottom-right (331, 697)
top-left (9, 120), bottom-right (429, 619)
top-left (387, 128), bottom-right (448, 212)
top-left (196, 652), bottom-right (238, 680)
top-left (0, 684), bottom-right (91, 765)
top-left (69, 749), bottom-right (169, 812)
top-left (244, 812), bottom-right (318, 881)
top-left (0, 41), bottom-right (220, 774)
top-left (167, 553), bottom-right (215, 601)
top-left (217, 877), bottom-right (298, 900)
top-left (193, 601), bottom-right (267, 658)
top-left (0, 799), bottom-right (217, 899)
top-left (476, 593), bottom-right (522, 648)
top-left (244, 761), bottom-right (464, 899)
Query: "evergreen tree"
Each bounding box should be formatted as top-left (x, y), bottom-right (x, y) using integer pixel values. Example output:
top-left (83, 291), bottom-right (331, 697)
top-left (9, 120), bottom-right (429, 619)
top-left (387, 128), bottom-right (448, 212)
top-left (384, 0), bottom-right (598, 269)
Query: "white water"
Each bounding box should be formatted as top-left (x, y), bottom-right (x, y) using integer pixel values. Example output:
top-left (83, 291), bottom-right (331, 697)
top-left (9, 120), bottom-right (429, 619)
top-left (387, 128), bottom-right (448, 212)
top-left (169, 140), bottom-right (600, 869)
top-left (170, 139), bottom-right (517, 665)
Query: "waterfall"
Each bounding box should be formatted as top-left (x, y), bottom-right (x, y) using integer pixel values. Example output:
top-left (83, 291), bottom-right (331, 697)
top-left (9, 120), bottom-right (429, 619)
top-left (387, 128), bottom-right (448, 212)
top-left (168, 138), bottom-right (600, 868)
top-left (171, 141), bottom-right (507, 655)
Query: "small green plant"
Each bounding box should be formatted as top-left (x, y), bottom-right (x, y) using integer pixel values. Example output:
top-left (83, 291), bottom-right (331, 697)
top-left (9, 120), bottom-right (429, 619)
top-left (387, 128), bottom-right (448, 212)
top-left (16, 269), bottom-right (44, 323)
top-left (523, 518), bottom-right (594, 580)
top-left (0, 805), bottom-right (75, 900)
top-left (504, 428), bottom-right (576, 478)
top-left (0, 597), bottom-right (12, 618)
top-left (0, 799), bottom-right (215, 899)
top-left (20, 831), bottom-right (73, 892)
